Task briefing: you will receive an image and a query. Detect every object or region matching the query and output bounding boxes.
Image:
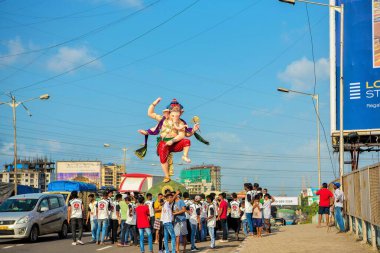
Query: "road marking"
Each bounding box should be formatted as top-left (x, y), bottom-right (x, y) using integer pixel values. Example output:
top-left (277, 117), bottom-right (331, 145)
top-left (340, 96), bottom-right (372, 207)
top-left (16, 244), bottom-right (24, 246)
top-left (97, 246), bottom-right (112, 251)
top-left (3, 246), bottom-right (14, 249)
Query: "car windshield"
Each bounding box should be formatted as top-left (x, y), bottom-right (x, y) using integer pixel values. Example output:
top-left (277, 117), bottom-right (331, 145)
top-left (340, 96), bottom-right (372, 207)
top-left (0, 198), bottom-right (38, 212)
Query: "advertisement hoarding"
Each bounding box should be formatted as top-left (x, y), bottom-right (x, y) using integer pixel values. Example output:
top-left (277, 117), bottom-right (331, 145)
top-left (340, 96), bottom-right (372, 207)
top-left (330, 0), bottom-right (380, 136)
top-left (56, 161), bottom-right (101, 187)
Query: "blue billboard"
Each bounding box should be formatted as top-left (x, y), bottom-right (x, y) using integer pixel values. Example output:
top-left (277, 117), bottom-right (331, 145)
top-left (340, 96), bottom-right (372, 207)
top-left (332, 0), bottom-right (380, 132)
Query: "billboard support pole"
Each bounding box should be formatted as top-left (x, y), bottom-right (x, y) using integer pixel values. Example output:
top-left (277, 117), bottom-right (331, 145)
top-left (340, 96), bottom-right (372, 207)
top-left (339, 4), bottom-right (345, 190)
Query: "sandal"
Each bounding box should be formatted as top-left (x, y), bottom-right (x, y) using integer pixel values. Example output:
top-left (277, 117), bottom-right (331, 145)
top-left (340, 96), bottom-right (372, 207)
top-left (163, 177), bottom-right (171, 183)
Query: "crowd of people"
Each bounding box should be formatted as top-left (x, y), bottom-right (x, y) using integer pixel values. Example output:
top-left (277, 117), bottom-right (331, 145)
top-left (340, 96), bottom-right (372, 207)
top-left (67, 182), bottom-right (276, 252)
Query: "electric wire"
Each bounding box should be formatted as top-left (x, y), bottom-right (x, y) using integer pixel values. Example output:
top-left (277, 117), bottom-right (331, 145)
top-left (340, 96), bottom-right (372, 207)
top-left (305, 4), bottom-right (337, 178)
top-left (0, 0), bottom-right (162, 59)
top-left (7, 0), bottom-right (201, 93)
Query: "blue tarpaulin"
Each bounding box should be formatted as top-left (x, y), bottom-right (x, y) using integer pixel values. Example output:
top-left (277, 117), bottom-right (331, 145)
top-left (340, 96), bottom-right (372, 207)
top-left (47, 181), bottom-right (97, 192)
top-left (17, 185), bottom-right (40, 194)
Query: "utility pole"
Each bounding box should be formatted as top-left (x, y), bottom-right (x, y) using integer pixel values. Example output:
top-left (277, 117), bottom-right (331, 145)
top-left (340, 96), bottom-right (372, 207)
top-left (11, 96), bottom-right (18, 195)
top-left (122, 147), bottom-right (127, 173)
top-left (0, 93), bottom-right (49, 195)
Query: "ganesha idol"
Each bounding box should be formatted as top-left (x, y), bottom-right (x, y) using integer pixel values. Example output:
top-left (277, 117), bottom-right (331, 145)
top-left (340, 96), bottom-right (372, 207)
top-left (135, 97), bottom-right (209, 183)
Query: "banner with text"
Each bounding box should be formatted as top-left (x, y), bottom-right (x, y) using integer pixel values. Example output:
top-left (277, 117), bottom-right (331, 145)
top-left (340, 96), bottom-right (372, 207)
top-left (333, 0), bottom-right (380, 132)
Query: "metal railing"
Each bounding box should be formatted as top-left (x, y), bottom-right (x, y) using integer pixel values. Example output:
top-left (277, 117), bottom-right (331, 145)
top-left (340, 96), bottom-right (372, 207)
top-left (331, 163), bottom-right (380, 249)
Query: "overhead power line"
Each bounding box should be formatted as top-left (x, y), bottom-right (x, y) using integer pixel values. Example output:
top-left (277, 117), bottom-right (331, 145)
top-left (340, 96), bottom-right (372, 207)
top-left (0, 0), bottom-right (162, 59)
top-left (7, 0), bottom-right (201, 94)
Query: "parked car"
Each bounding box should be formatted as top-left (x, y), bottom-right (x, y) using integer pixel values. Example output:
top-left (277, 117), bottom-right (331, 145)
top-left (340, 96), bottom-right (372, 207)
top-left (0, 193), bottom-right (68, 242)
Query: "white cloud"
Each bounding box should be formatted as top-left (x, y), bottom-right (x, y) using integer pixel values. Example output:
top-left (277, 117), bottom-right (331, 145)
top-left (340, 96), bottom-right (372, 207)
top-left (207, 132), bottom-right (242, 145)
top-left (47, 46), bottom-right (102, 73)
top-left (0, 37), bottom-right (25, 66)
top-left (0, 142), bottom-right (44, 160)
top-left (278, 57), bottom-right (330, 91)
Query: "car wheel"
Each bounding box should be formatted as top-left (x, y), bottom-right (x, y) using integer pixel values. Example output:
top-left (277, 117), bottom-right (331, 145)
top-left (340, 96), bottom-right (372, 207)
top-left (58, 222), bottom-right (68, 239)
top-left (29, 225), bottom-right (39, 243)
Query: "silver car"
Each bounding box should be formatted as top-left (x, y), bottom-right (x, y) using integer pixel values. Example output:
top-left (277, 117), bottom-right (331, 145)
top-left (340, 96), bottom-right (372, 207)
top-left (0, 193), bottom-right (68, 242)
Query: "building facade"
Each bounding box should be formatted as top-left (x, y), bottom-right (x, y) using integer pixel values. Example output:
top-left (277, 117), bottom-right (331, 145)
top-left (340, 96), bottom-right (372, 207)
top-left (0, 158), bottom-right (55, 192)
top-left (180, 165), bottom-right (221, 194)
top-left (101, 163), bottom-right (125, 188)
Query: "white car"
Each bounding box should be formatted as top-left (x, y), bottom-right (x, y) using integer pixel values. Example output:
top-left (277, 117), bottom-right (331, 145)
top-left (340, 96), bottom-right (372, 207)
top-left (0, 193), bottom-right (68, 242)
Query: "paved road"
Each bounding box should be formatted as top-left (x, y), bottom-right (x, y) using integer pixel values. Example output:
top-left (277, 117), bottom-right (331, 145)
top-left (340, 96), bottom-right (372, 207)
top-left (238, 224), bottom-right (374, 253)
top-left (0, 231), bottom-right (244, 253)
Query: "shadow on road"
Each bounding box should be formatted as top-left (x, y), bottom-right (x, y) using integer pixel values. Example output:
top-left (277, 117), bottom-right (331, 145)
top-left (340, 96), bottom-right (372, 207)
top-left (0, 233), bottom-right (91, 245)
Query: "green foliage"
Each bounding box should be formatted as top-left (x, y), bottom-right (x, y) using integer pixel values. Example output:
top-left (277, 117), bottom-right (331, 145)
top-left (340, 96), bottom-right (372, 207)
top-left (297, 194), bottom-right (319, 224)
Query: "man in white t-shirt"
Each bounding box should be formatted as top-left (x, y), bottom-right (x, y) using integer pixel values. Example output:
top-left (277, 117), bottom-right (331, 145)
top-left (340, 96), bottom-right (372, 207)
top-left (68, 191), bottom-right (84, 245)
top-left (183, 192), bottom-right (193, 242)
top-left (126, 197), bottom-right (137, 246)
top-left (145, 193), bottom-right (155, 231)
top-left (189, 196), bottom-right (201, 251)
top-left (86, 194), bottom-right (97, 243)
top-left (96, 192), bottom-right (111, 245)
top-left (333, 182), bottom-right (345, 232)
top-left (230, 193), bottom-right (241, 240)
top-left (199, 194), bottom-right (208, 242)
top-left (244, 183), bottom-right (254, 235)
top-left (162, 191), bottom-right (179, 253)
top-left (110, 194), bottom-right (121, 244)
top-left (206, 195), bottom-right (216, 249)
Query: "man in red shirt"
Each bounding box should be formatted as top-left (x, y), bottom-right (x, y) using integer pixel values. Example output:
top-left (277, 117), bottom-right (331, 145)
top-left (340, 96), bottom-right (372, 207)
top-left (217, 192), bottom-right (228, 242)
top-left (136, 196), bottom-right (153, 253)
top-left (316, 183), bottom-right (334, 228)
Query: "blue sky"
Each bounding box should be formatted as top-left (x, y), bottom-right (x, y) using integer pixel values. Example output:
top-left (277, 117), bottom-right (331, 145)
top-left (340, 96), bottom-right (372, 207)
top-left (1, 0), bottom-right (377, 196)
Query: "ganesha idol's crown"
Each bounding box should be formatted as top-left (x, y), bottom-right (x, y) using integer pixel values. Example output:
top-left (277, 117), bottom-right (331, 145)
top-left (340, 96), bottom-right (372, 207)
top-left (167, 98), bottom-right (184, 112)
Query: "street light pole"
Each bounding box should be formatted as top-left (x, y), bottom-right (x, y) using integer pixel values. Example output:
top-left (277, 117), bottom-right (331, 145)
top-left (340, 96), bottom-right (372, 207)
top-left (315, 94), bottom-right (321, 187)
top-left (0, 93), bottom-right (50, 195)
top-left (278, 0), bottom-right (345, 188)
top-left (104, 144), bottom-right (128, 173)
top-left (277, 88), bottom-right (321, 186)
top-left (11, 96), bottom-right (18, 195)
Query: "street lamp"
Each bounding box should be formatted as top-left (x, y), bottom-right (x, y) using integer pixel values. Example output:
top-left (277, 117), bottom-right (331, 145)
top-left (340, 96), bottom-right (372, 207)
top-left (0, 93), bottom-right (50, 195)
top-left (278, 0), bottom-right (345, 188)
top-left (278, 87), bottom-right (321, 187)
top-left (103, 144), bottom-right (127, 173)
